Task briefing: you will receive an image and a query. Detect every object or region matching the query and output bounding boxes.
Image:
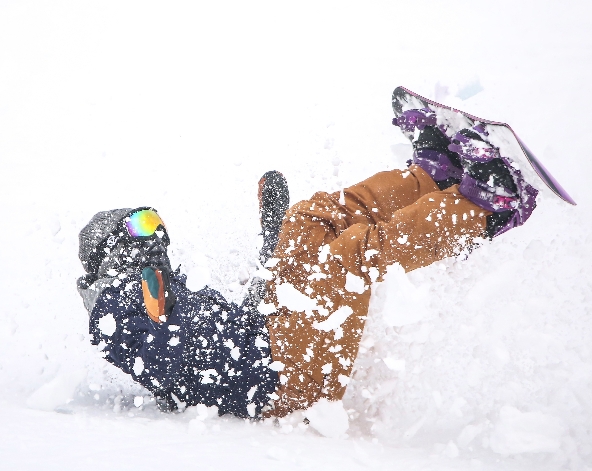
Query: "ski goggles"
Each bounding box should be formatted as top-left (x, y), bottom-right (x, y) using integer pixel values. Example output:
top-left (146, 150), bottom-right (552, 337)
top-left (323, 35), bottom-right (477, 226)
top-left (124, 208), bottom-right (167, 238)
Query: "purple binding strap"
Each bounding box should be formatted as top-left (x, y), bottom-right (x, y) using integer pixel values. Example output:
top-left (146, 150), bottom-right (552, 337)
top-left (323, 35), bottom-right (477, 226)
top-left (459, 174), bottom-right (518, 213)
top-left (414, 149), bottom-right (463, 182)
top-left (393, 108), bottom-right (437, 133)
top-left (459, 169), bottom-right (539, 237)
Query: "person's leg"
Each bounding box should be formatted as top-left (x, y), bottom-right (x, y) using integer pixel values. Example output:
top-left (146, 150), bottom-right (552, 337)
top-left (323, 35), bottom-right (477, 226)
top-left (264, 167), bottom-right (491, 417)
top-left (266, 164), bottom-right (440, 270)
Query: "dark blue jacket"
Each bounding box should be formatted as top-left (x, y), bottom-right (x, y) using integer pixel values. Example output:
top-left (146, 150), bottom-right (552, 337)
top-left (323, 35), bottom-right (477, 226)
top-left (88, 271), bottom-right (278, 418)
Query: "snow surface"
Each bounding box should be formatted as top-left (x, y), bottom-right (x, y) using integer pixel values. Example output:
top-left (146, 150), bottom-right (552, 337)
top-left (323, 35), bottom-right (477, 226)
top-left (1, 1), bottom-right (591, 469)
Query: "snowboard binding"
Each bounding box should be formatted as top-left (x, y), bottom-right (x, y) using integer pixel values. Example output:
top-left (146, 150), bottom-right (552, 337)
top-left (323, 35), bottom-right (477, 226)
top-left (452, 126), bottom-right (539, 237)
top-left (393, 108), bottom-right (463, 190)
top-left (391, 86), bottom-right (576, 237)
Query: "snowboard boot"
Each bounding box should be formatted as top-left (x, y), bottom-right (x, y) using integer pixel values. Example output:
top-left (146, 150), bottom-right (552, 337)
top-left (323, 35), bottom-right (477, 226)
top-left (393, 108), bottom-right (463, 190)
top-left (450, 126), bottom-right (539, 238)
top-left (242, 171), bottom-right (289, 318)
top-left (258, 170), bottom-right (289, 264)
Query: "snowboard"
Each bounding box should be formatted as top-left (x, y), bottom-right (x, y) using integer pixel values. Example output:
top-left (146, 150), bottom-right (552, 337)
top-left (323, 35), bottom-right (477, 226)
top-left (392, 86), bottom-right (576, 205)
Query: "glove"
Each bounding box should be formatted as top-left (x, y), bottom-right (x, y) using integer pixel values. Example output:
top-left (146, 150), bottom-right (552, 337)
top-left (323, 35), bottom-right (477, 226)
top-left (141, 266), bottom-right (176, 322)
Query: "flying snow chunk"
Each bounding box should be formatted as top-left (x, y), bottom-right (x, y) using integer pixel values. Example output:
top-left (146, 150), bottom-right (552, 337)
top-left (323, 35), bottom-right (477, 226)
top-left (98, 313), bottom-right (116, 337)
top-left (269, 361), bottom-right (285, 371)
top-left (345, 272), bottom-right (366, 294)
top-left (247, 385), bottom-right (258, 401)
top-left (313, 306), bottom-right (353, 332)
top-left (305, 399), bottom-right (349, 438)
top-left (247, 403), bottom-right (257, 418)
top-left (230, 346), bottom-right (241, 361)
top-left (318, 244), bottom-right (331, 263)
top-left (254, 336), bottom-right (269, 348)
top-left (368, 267), bottom-right (379, 283)
top-left (275, 283), bottom-right (318, 312)
top-left (265, 257), bottom-right (280, 268)
top-left (258, 301), bottom-right (276, 315)
top-left (199, 369), bottom-right (218, 384)
top-left (133, 357), bottom-right (144, 376)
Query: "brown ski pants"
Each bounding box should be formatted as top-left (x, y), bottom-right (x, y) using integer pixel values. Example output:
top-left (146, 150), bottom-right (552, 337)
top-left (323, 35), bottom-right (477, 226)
top-left (263, 165), bottom-right (490, 417)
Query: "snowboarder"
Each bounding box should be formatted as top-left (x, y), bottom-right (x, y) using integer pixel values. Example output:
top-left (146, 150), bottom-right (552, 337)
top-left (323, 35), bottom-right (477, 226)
top-left (77, 101), bottom-right (542, 419)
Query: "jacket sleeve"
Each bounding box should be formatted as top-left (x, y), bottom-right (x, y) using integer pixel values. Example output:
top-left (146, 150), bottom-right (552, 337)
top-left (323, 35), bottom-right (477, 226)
top-left (89, 275), bottom-right (185, 394)
top-left (88, 273), bottom-right (277, 418)
top-left (182, 286), bottom-right (278, 418)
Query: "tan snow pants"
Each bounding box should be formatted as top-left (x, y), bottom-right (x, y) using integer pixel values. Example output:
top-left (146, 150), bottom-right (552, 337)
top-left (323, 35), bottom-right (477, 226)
top-left (264, 165), bottom-right (490, 417)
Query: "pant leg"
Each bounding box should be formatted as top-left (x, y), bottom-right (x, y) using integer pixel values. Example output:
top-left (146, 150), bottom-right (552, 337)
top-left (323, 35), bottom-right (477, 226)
top-left (269, 165), bottom-right (439, 262)
top-left (264, 166), bottom-right (491, 417)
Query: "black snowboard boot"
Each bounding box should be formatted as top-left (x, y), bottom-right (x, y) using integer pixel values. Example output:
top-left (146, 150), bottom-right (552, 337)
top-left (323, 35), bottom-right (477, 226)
top-left (258, 170), bottom-right (289, 264)
top-left (241, 171), bottom-right (290, 317)
top-left (393, 108), bottom-right (463, 190)
top-left (451, 127), bottom-right (538, 238)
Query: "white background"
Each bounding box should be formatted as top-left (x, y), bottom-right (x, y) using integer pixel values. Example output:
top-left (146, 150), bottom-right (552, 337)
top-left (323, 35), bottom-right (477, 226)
top-left (1, 1), bottom-right (591, 469)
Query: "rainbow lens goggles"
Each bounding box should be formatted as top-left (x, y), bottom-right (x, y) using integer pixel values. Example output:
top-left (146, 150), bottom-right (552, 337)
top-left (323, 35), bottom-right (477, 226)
top-left (125, 209), bottom-right (166, 238)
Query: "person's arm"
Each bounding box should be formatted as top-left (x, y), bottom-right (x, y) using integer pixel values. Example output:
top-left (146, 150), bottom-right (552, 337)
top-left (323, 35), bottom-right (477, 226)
top-left (89, 273), bottom-right (185, 394)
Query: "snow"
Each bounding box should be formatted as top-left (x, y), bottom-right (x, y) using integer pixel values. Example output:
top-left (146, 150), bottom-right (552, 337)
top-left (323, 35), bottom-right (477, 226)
top-left (132, 357), bottom-right (144, 376)
top-left (305, 399), bottom-right (350, 439)
top-left (97, 313), bottom-right (116, 337)
top-left (313, 306), bottom-right (354, 332)
top-left (275, 282), bottom-right (319, 312)
top-left (377, 263), bottom-right (432, 326)
top-left (345, 272), bottom-right (366, 294)
top-left (1, 0), bottom-right (591, 469)
top-left (489, 406), bottom-right (566, 455)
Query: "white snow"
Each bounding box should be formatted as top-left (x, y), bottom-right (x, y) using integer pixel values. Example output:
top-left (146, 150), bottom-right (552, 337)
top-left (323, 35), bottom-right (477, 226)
top-left (257, 301), bottom-right (277, 315)
top-left (305, 399), bottom-right (350, 439)
top-left (345, 272), bottom-right (366, 294)
top-left (268, 362), bottom-right (285, 372)
top-left (1, 0), bottom-right (591, 469)
top-left (132, 357), bottom-right (144, 376)
top-left (97, 314), bottom-right (116, 337)
top-left (313, 306), bottom-right (354, 332)
top-left (489, 406), bottom-right (565, 455)
top-left (275, 282), bottom-right (319, 312)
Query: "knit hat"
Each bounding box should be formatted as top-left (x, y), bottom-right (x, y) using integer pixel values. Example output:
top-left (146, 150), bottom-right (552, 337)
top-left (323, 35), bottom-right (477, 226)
top-left (79, 208), bottom-right (132, 274)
